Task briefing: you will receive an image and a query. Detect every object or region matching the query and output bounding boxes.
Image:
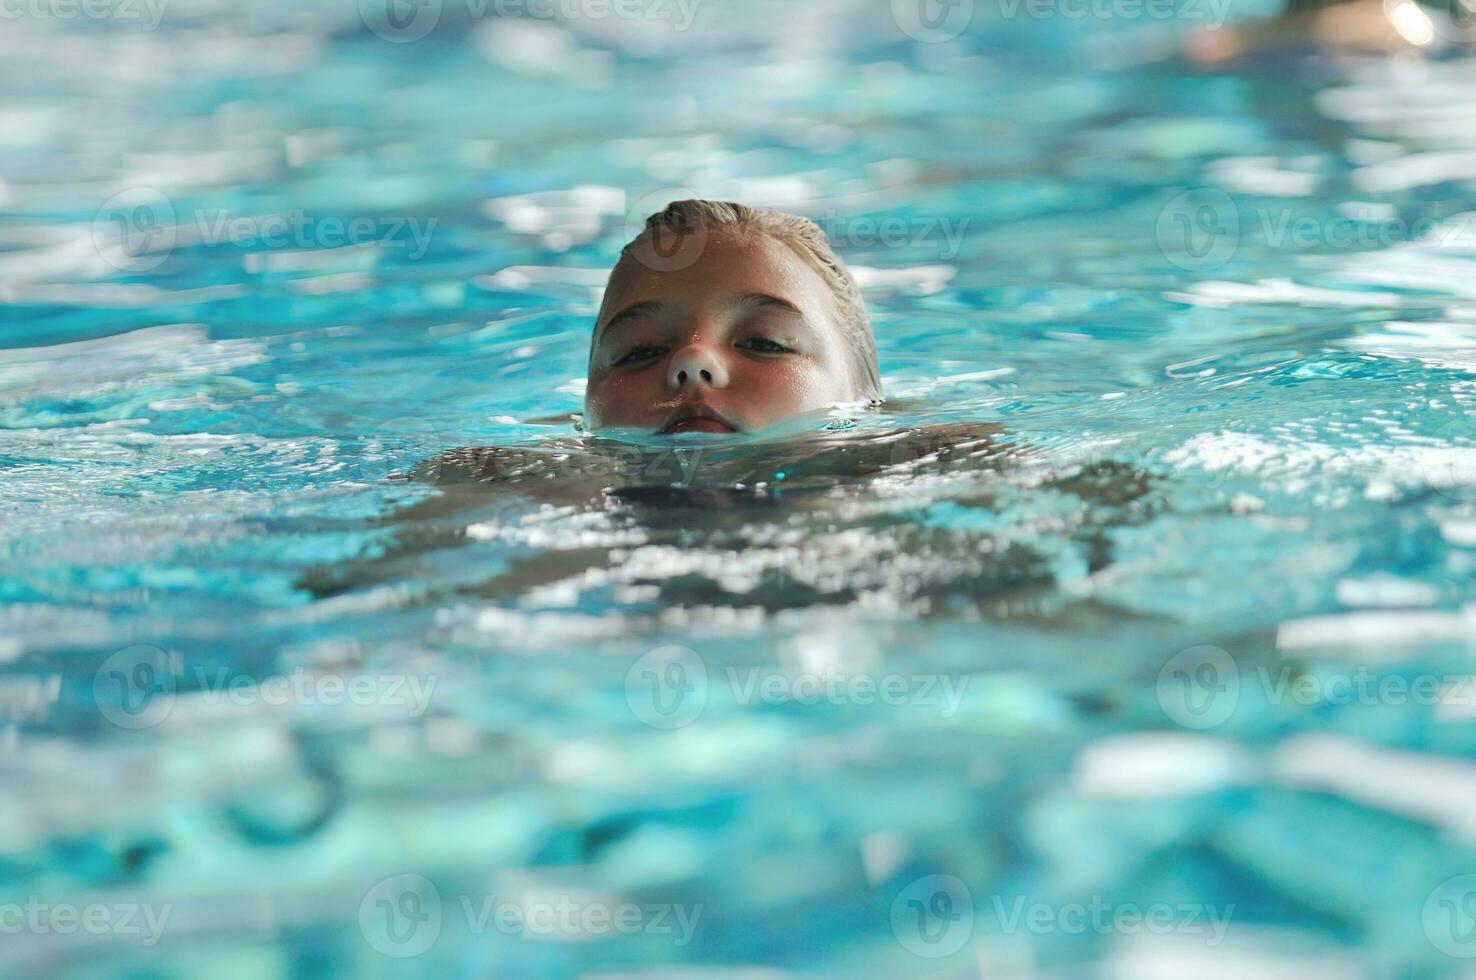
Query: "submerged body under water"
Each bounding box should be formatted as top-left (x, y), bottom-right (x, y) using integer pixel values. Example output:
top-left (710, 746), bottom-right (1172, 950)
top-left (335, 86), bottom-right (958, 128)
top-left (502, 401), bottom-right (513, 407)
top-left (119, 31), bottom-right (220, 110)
top-left (5, 1), bottom-right (1476, 977)
top-left (305, 420), bottom-right (1151, 627)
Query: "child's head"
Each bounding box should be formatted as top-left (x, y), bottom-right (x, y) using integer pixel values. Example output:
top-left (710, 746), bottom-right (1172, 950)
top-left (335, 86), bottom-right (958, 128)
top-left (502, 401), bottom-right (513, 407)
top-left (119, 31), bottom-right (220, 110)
top-left (584, 200), bottom-right (881, 435)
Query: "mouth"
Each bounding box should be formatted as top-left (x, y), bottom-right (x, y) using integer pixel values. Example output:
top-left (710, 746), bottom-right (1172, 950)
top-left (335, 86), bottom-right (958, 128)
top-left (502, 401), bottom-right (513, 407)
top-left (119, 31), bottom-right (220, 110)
top-left (658, 404), bottom-right (740, 436)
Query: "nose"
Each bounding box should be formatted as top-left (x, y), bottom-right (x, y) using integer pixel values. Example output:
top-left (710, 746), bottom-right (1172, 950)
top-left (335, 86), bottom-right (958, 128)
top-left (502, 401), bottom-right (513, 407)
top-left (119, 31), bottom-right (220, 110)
top-left (666, 341), bottom-right (729, 392)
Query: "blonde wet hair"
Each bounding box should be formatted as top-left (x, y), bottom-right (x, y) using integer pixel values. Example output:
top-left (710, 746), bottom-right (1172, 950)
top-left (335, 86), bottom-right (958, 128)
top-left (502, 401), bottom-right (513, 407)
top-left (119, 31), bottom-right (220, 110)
top-left (618, 199), bottom-right (883, 403)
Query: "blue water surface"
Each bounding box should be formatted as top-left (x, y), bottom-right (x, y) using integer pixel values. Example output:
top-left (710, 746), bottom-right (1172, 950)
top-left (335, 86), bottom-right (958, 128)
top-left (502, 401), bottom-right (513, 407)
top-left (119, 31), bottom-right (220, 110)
top-left (4, 1), bottom-right (1476, 976)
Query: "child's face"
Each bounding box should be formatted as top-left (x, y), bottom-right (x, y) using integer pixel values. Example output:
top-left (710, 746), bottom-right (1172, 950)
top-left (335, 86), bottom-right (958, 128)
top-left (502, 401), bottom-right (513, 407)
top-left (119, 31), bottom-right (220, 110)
top-left (584, 229), bottom-right (856, 436)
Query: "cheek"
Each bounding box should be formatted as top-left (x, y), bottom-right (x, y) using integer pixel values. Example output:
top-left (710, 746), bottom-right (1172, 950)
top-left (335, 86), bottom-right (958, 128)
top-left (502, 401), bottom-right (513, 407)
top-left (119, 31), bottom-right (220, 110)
top-left (727, 358), bottom-right (844, 413)
top-left (585, 371), bottom-right (661, 425)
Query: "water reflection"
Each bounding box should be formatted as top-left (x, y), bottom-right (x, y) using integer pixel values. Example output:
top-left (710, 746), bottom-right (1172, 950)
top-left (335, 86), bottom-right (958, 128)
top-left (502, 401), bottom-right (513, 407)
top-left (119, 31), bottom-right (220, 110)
top-left (4, 0), bottom-right (1476, 976)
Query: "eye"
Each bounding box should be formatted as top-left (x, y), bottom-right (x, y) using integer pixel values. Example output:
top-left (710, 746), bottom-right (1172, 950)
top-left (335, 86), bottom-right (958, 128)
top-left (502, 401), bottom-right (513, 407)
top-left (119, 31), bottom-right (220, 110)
top-left (614, 343), bottom-right (666, 367)
top-left (740, 337), bottom-right (794, 354)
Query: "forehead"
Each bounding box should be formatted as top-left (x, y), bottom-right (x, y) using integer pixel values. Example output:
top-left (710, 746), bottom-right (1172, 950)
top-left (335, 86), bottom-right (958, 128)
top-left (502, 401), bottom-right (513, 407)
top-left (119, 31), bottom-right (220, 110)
top-left (597, 228), bottom-right (837, 330)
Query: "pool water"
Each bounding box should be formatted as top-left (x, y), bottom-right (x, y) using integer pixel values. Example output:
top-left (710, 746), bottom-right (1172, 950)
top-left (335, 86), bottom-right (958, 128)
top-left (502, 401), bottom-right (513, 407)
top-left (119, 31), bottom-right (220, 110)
top-left (5, 1), bottom-right (1476, 976)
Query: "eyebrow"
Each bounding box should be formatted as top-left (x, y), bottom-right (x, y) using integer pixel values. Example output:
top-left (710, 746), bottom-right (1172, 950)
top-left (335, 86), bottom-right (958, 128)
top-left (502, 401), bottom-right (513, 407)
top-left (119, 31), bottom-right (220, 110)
top-left (737, 293), bottom-right (806, 318)
top-left (595, 293), bottom-right (807, 346)
top-left (596, 300), bottom-right (663, 344)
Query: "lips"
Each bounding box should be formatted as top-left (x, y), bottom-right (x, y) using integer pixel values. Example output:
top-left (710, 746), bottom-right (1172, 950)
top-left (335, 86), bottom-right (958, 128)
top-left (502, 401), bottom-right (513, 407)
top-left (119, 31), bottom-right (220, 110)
top-left (658, 403), bottom-right (740, 435)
